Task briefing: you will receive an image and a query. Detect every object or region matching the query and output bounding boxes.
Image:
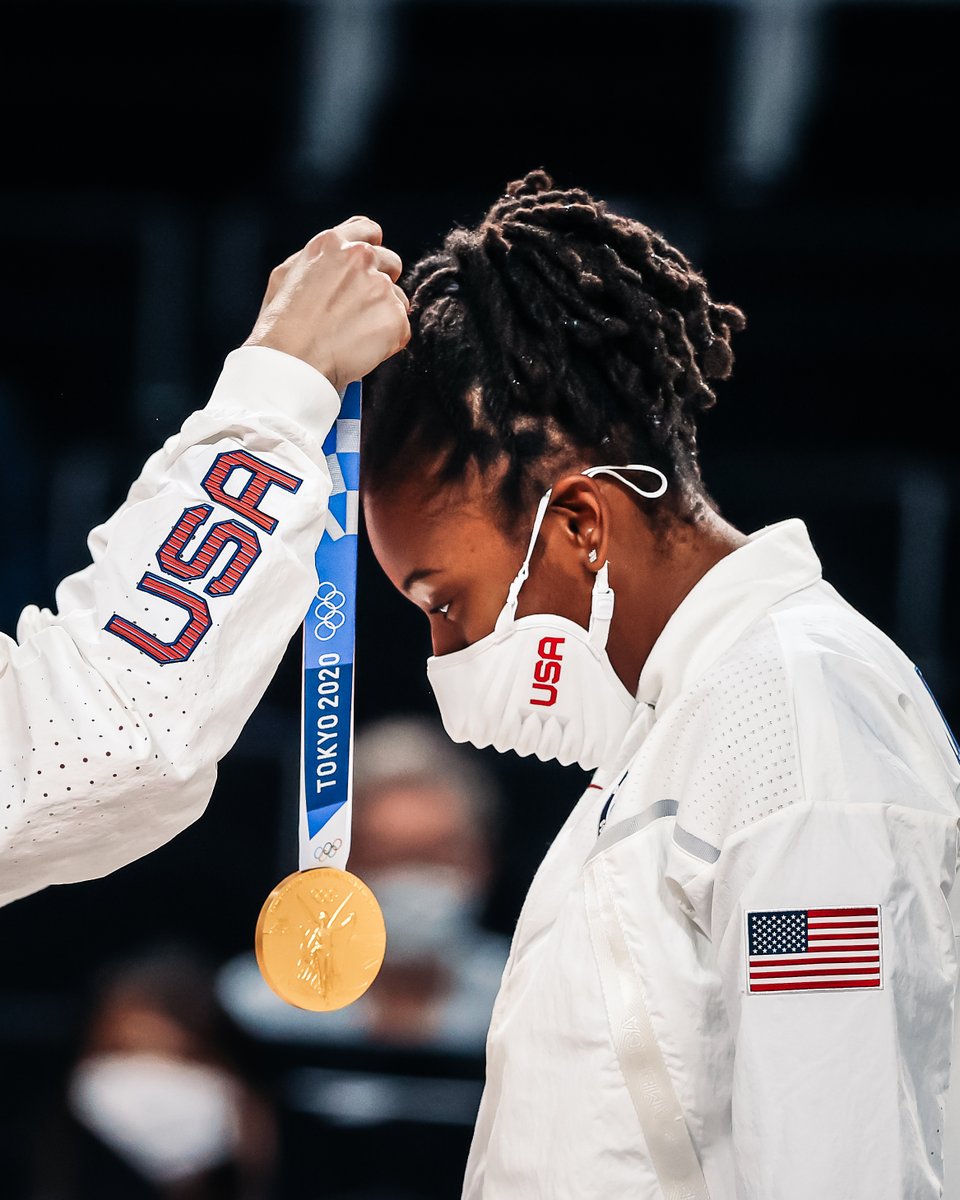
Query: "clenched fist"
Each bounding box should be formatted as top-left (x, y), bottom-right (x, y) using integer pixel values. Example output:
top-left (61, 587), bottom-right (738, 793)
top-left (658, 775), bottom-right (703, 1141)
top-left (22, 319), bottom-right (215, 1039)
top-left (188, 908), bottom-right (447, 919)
top-left (244, 216), bottom-right (410, 391)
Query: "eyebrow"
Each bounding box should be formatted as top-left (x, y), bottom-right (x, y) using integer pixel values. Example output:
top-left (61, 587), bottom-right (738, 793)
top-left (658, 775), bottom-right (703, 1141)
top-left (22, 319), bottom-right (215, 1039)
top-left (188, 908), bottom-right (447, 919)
top-left (401, 567), bottom-right (441, 594)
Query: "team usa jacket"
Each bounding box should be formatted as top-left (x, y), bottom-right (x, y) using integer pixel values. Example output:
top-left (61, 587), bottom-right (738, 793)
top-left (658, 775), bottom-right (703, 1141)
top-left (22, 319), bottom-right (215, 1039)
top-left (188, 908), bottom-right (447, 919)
top-left (462, 520), bottom-right (960, 1200)
top-left (0, 347), bottom-right (339, 907)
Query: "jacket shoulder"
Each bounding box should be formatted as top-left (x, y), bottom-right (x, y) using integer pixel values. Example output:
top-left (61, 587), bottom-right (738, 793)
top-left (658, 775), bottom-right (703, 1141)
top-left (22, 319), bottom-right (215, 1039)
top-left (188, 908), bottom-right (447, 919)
top-left (644, 613), bottom-right (801, 851)
top-left (639, 585), bottom-right (958, 855)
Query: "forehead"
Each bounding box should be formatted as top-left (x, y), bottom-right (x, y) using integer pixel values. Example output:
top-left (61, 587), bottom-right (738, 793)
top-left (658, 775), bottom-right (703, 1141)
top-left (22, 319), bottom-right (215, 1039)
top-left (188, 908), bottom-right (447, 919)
top-left (362, 463), bottom-right (519, 585)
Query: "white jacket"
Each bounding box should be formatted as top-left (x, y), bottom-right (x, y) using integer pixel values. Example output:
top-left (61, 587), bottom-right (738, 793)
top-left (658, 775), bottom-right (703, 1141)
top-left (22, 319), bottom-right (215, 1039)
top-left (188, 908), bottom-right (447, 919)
top-left (0, 346), bottom-right (338, 907)
top-left (463, 519), bottom-right (960, 1200)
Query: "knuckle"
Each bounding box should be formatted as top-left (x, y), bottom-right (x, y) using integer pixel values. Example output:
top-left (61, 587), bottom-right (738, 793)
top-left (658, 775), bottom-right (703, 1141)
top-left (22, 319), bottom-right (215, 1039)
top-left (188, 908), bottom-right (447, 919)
top-left (380, 250), bottom-right (401, 278)
top-left (348, 241), bottom-right (376, 266)
top-left (353, 214), bottom-right (382, 236)
top-left (310, 228), bottom-right (338, 252)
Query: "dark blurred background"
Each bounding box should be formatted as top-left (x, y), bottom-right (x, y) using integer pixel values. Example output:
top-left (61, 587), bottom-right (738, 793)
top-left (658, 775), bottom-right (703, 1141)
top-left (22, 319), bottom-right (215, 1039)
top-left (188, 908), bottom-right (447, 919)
top-left (0, 0), bottom-right (956, 1196)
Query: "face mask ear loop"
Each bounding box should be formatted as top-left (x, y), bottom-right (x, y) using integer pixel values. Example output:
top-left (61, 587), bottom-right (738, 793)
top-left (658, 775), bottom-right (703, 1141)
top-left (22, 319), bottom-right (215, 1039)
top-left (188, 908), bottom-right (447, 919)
top-left (495, 488), bottom-right (554, 633)
top-left (587, 561), bottom-right (616, 649)
top-left (582, 464), bottom-right (668, 500)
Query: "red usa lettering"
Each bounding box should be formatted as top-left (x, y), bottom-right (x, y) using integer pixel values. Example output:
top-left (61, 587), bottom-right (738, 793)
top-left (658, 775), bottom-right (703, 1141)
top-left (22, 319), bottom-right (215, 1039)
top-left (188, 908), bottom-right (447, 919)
top-left (531, 635), bottom-right (565, 707)
top-left (105, 451), bottom-right (303, 665)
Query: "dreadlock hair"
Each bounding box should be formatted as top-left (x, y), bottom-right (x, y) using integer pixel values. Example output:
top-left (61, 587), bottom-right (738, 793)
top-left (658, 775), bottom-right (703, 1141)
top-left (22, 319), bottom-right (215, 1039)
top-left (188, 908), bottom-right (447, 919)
top-left (363, 169), bottom-right (746, 528)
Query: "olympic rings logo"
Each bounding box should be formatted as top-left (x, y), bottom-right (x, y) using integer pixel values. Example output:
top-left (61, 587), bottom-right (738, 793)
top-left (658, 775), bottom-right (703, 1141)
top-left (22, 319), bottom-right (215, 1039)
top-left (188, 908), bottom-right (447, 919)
top-left (313, 582), bottom-right (347, 641)
top-left (314, 837), bottom-right (343, 861)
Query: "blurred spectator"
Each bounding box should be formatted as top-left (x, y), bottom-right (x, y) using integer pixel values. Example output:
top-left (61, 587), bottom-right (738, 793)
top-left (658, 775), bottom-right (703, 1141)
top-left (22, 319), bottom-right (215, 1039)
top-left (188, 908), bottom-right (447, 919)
top-left (217, 715), bottom-right (509, 1055)
top-left (31, 947), bottom-right (277, 1200)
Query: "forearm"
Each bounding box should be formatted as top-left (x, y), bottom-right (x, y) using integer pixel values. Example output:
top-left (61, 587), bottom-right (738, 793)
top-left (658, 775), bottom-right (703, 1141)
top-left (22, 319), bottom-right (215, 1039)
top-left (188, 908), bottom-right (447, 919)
top-left (0, 347), bottom-right (338, 904)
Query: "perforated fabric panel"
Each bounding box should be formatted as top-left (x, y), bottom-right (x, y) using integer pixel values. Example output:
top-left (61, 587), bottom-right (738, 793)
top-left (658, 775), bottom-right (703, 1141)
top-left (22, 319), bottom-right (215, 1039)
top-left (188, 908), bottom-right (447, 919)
top-left (657, 617), bottom-right (803, 847)
top-left (0, 628), bottom-right (209, 853)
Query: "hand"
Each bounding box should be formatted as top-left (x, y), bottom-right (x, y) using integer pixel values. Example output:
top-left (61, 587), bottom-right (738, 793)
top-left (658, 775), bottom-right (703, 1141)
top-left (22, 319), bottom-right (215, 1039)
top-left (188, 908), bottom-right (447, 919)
top-left (244, 216), bottom-right (411, 391)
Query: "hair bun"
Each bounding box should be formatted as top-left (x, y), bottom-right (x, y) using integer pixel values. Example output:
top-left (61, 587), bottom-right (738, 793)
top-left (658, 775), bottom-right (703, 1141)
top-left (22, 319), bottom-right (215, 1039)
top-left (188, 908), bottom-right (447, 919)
top-left (505, 169), bottom-right (554, 200)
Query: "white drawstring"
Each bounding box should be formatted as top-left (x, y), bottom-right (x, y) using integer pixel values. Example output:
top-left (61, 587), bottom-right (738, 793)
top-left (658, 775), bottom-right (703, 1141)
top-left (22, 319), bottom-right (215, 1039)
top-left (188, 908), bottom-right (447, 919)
top-left (496, 488), bottom-right (554, 630)
top-left (582, 463), bottom-right (668, 499)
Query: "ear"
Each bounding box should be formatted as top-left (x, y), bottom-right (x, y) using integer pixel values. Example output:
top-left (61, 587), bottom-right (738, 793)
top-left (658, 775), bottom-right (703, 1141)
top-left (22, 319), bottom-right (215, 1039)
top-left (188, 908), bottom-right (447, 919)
top-left (544, 474), bottom-right (609, 574)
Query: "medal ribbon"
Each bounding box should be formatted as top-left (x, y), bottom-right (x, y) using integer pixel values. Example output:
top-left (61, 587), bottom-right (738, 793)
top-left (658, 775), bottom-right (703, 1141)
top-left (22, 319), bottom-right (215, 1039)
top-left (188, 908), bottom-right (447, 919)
top-left (299, 381), bottom-right (361, 871)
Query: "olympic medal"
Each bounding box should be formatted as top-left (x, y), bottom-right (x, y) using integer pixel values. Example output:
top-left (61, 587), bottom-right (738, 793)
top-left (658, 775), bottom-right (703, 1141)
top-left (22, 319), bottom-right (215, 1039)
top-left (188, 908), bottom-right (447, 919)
top-left (255, 868), bottom-right (386, 1011)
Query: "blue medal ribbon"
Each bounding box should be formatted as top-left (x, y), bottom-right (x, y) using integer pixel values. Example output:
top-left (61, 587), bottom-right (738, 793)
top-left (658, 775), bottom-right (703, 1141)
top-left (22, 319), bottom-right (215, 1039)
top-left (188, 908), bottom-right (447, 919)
top-left (299, 381), bottom-right (361, 870)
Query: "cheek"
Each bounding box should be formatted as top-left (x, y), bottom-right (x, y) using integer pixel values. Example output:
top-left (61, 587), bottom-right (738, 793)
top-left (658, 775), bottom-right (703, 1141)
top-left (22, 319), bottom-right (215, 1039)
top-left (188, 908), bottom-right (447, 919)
top-left (460, 571), bottom-right (517, 641)
top-left (365, 487), bottom-right (530, 650)
top-left (517, 552), bottom-right (592, 629)
top-left (431, 536), bottom-right (526, 650)
top-left (432, 574), bottom-right (510, 656)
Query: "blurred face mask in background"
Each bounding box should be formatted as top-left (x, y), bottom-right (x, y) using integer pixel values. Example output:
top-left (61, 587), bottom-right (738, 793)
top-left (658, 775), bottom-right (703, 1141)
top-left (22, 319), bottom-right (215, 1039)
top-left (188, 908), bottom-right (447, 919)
top-left (69, 1052), bottom-right (241, 1185)
top-left (364, 864), bottom-right (481, 962)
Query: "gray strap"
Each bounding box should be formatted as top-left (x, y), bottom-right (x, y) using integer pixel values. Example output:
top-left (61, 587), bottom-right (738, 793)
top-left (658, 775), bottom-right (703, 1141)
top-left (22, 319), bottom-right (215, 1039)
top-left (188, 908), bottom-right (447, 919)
top-left (584, 856), bottom-right (711, 1200)
top-left (672, 823), bottom-right (721, 864)
top-left (588, 799), bottom-right (679, 861)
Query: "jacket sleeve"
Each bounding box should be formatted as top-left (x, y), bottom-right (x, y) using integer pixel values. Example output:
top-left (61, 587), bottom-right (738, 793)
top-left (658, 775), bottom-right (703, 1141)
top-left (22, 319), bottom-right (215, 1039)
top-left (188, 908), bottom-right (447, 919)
top-left (659, 614), bottom-right (960, 1198)
top-left (698, 797), bottom-right (959, 1199)
top-left (0, 345), bottom-right (339, 906)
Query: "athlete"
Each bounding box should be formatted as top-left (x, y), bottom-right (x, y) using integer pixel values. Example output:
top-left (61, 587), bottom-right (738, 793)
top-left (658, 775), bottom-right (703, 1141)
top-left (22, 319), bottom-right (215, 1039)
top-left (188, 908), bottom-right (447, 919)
top-left (0, 214), bottom-right (409, 908)
top-left (362, 171), bottom-right (960, 1198)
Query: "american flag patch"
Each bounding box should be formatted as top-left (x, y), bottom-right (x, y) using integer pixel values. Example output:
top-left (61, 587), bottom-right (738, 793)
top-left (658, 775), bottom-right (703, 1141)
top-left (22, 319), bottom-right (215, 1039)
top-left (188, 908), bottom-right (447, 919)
top-left (746, 906), bottom-right (882, 994)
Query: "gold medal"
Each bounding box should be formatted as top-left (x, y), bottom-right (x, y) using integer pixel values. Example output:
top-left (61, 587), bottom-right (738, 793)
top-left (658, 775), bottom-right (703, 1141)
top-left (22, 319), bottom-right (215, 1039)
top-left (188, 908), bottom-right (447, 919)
top-left (255, 868), bottom-right (386, 1011)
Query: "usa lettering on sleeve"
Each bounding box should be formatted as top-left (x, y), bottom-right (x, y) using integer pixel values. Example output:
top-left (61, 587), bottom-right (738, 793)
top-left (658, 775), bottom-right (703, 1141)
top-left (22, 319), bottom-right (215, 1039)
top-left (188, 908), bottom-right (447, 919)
top-left (105, 450), bottom-right (302, 665)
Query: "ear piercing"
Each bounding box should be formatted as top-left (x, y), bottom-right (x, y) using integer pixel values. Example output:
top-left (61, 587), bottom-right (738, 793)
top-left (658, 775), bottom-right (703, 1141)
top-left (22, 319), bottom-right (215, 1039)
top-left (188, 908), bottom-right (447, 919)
top-left (588, 549), bottom-right (598, 563)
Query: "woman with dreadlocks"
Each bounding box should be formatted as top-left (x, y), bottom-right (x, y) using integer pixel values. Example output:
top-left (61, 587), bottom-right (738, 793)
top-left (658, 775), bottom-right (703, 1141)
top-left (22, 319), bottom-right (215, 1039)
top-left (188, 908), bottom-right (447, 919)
top-left (362, 171), bottom-right (960, 1199)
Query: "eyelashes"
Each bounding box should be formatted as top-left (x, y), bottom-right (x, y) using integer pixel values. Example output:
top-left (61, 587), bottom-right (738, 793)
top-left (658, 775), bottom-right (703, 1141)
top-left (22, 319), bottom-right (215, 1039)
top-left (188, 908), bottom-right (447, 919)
top-left (430, 602), bottom-right (451, 617)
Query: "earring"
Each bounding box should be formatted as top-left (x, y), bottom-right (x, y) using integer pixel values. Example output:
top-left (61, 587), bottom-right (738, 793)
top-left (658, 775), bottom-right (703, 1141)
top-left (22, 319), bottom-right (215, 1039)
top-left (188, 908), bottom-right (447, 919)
top-left (588, 549), bottom-right (598, 563)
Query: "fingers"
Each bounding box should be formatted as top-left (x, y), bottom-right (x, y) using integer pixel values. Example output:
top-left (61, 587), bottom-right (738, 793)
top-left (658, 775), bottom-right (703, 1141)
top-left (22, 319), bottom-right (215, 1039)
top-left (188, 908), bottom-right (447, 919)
top-left (389, 284), bottom-right (412, 355)
top-left (331, 233), bottom-right (403, 283)
top-left (392, 281), bottom-right (411, 314)
top-left (333, 214), bottom-right (383, 246)
top-left (372, 244), bottom-right (403, 283)
top-left (252, 214), bottom-right (410, 381)
top-left (341, 241), bottom-right (403, 284)
top-left (266, 219), bottom-right (400, 304)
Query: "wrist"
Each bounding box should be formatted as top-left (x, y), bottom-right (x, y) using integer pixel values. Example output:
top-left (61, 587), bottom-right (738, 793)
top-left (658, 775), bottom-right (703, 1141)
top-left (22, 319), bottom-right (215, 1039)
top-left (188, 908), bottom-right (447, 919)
top-left (243, 331), bottom-right (340, 392)
top-left (208, 346), bottom-right (342, 442)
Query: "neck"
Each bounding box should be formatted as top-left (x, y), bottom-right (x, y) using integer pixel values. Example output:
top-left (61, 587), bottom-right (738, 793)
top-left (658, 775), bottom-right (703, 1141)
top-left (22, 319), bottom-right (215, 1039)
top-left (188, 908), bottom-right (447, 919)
top-left (605, 505), bottom-right (748, 698)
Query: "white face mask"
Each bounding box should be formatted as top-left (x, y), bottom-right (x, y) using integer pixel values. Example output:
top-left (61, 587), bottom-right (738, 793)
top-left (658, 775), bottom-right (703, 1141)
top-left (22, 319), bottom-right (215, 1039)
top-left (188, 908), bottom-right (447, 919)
top-left (69, 1052), bottom-right (241, 1185)
top-left (426, 464), bottom-right (667, 771)
top-left (364, 864), bottom-right (480, 963)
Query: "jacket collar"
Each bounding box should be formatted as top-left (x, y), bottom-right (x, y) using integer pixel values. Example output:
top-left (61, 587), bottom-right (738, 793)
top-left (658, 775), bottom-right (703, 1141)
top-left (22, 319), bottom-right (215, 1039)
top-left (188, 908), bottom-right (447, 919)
top-left (634, 518), bottom-right (823, 712)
